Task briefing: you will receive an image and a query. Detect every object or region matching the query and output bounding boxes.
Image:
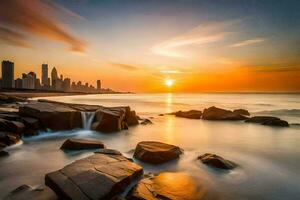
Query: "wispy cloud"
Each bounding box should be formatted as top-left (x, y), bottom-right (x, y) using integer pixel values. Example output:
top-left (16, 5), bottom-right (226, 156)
top-left (110, 62), bottom-right (140, 71)
top-left (0, 26), bottom-right (31, 48)
top-left (230, 38), bottom-right (265, 47)
top-left (0, 0), bottom-right (86, 52)
top-left (151, 20), bottom-right (240, 58)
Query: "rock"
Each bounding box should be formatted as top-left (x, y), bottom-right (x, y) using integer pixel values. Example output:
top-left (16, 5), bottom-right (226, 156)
top-left (95, 149), bottom-right (122, 155)
top-left (21, 117), bottom-right (40, 130)
top-left (60, 138), bottom-right (105, 150)
top-left (45, 152), bottom-right (143, 200)
top-left (126, 110), bottom-right (139, 126)
top-left (0, 94), bottom-right (26, 104)
top-left (0, 118), bottom-right (25, 134)
top-left (0, 112), bottom-right (21, 121)
top-left (233, 109), bottom-right (250, 116)
top-left (133, 141), bottom-right (182, 164)
top-left (140, 119), bottom-right (152, 125)
top-left (127, 172), bottom-right (207, 200)
top-left (245, 116), bottom-right (289, 127)
top-left (19, 101), bottom-right (82, 130)
top-left (158, 114), bottom-right (164, 116)
top-left (173, 110), bottom-right (202, 119)
top-left (0, 150), bottom-right (9, 157)
top-left (198, 153), bottom-right (236, 170)
top-left (0, 132), bottom-right (20, 146)
top-left (3, 184), bottom-right (57, 200)
top-left (93, 107), bottom-right (126, 132)
top-left (202, 106), bottom-right (247, 120)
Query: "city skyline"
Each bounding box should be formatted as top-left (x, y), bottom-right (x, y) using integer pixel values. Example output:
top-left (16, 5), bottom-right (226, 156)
top-left (1, 59), bottom-right (106, 93)
top-left (0, 0), bottom-right (299, 92)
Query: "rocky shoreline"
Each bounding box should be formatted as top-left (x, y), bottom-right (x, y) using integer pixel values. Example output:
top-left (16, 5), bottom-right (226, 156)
top-left (0, 94), bottom-right (292, 200)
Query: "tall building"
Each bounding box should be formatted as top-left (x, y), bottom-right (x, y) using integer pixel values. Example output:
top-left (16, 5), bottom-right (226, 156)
top-left (1, 60), bottom-right (14, 88)
top-left (97, 80), bottom-right (101, 91)
top-left (51, 67), bottom-right (58, 88)
top-left (41, 64), bottom-right (49, 86)
top-left (22, 72), bottom-right (36, 89)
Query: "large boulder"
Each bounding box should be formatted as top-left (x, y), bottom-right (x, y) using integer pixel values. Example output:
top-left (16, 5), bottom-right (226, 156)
top-left (0, 118), bottom-right (25, 134)
top-left (198, 153), bottom-right (237, 170)
top-left (60, 138), bottom-right (105, 150)
top-left (233, 109), bottom-right (250, 116)
top-left (0, 132), bottom-right (20, 146)
top-left (173, 110), bottom-right (202, 119)
top-left (45, 152), bottom-right (143, 200)
top-left (245, 116), bottom-right (289, 127)
top-left (92, 107), bottom-right (126, 132)
top-left (133, 141), bottom-right (182, 164)
top-left (127, 172), bottom-right (207, 200)
top-left (202, 106), bottom-right (247, 120)
top-left (3, 185), bottom-right (57, 200)
top-left (19, 101), bottom-right (82, 130)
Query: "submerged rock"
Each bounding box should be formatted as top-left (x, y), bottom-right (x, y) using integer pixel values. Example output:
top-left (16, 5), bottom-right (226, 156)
top-left (95, 148), bottom-right (122, 155)
top-left (233, 109), bottom-right (250, 116)
top-left (127, 172), bottom-right (207, 200)
top-left (245, 116), bottom-right (289, 127)
top-left (140, 119), bottom-right (153, 125)
top-left (3, 185), bottom-right (57, 200)
top-left (0, 150), bottom-right (9, 157)
top-left (198, 153), bottom-right (237, 170)
top-left (60, 138), bottom-right (105, 150)
top-left (133, 141), bottom-right (182, 164)
top-left (173, 110), bottom-right (202, 119)
top-left (202, 106), bottom-right (247, 120)
top-left (45, 152), bottom-right (143, 200)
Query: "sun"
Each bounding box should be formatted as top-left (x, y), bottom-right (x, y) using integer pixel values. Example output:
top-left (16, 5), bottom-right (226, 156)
top-left (165, 79), bottom-right (174, 87)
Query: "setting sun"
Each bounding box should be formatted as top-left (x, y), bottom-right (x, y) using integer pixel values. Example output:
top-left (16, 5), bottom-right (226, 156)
top-left (165, 79), bottom-right (174, 87)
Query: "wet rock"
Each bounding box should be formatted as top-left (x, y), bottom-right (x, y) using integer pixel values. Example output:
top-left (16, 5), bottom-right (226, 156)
top-left (0, 112), bottom-right (20, 121)
top-left (0, 118), bottom-right (25, 134)
top-left (202, 106), bottom-right (247, 120)
top-left (126, 110), bottom-right (139, 126)
top-left (127, 172), bottom-right (207, 200)
top-left (173, 110), bottom-right (202, 119)
top-left (95, 148), bottom-right (122, 155)
top-left (233, 109), bottom-right (250, 116)
top-left (0, 132), bottom-right (20, 146)
top-left (93, 107), bottom-right (126, 132)
top-left (140, 119), bottom-right (153, 125)
top-left (3, 184), bottom-right (57, 200)
top-left (19, 101), bottom-right (82, 130)
top-left (21, 117), bottom-right (40, 130)
top-left (198, 153), bottom-right (237, 170)
top-left (0, 150), bottom-right (9, 157)
top-left (45, 152), bottom-right (143, 200)
top-left (245, 116), bottom-right (289, 127)
top-left (60, 138), bottom-right (105, 150)
top-left (134, 141), bottom-right (182, 164)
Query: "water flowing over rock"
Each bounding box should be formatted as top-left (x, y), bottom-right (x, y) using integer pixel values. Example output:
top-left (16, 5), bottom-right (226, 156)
top-left (60, 138), bottom-right (105, 150)
top-left (134, 141), bottom-right (183, 164)
top-left (3, 185), bottom-right (57, 200)
top-left (81, 112), bottom-right (95, 129)
top-left (245, 116), bottom-right (289, 127)
top-left (198, 153), bottom-right (237, 170)
top-left (202, 106), bottom-right (248, 120)
top-left (45, 152), bottom-right (143, 200)
top-left (127, 172), bottom-right (207, 200)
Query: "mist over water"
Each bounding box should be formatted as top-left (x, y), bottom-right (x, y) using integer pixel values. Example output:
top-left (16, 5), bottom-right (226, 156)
top-left (0, 93), bottom-right (300, 199)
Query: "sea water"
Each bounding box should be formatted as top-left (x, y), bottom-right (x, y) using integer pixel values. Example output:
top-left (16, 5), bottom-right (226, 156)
top-left (0, 93), bottom-right (299, 199)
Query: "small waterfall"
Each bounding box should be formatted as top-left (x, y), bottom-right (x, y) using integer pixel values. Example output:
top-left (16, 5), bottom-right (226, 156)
top-left (81, 112), bottom-right (95, 130)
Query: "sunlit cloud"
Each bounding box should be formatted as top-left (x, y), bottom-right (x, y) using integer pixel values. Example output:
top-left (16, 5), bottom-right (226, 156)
top-left (160, 70), bottom-right (182, 74)
top-left (151, 20), bottom-right (241, 58)
top-left (0, 26), bottom-right (31, 48)
top-left (110, 62), bottom-right (140, 71)
top-left (0, 0), bottom-right (86, 52)
top-left (230, 38), bottom-right (265, 47)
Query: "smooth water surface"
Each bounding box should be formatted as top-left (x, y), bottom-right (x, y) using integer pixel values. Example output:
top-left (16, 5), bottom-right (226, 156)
top-left (0, 93), bottom-right (299, 199)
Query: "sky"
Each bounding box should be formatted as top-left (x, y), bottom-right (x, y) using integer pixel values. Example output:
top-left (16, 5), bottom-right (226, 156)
top-left (0, 0), bottom-right (299, 92)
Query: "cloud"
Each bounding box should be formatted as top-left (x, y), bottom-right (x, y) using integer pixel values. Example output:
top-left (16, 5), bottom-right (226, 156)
top-left (0, 0), bottom-right (86, 52)
top-left (0, 26), bottom-right (32, 48)
top-left (230, 38), bottom-right (265, 47)
top-left (110, 62), bottom-right (140, 71)
top-left (151, 20), bottom-right (240, 58)
top-left (160, 70), bottom-right (182, 74)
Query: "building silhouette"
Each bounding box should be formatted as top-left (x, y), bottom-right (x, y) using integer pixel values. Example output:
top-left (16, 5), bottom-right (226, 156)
top-left (97, 80), bottom-right (101, 91)
top-left (41, 64), bottom-right (49, 86)
top-left (1, 60), bottom-right (14, 88)
top-left (51, 67), bottom-right (58, 89)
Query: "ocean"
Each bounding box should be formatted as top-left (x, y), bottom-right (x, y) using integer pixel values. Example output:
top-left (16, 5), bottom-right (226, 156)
top-left (0, 93), bottom-right (299, 199)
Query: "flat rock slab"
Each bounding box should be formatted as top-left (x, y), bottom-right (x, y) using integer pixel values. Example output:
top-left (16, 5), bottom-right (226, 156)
top-left (4, 185), bottom-right (57, 200)
top-left (198, 153), bottom-right (237, 170)
top-left (60, 138), bottom-right (105, 150)
top-left (134, 141), bottom-right (182, 164)
top-left (45, 153), bottom-right (143, 200)
top-left (127, 172), bottom-right (207, 200)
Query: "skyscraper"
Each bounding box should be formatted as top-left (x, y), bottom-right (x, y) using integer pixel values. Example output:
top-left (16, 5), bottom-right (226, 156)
top-left (97, 80), bottom-right (101, 91)
top-left (1, 60), bottom-right (14, 88)
top-left (51, 67), bottom-right (58, 88)
top-left (41, 64), bottom-right (49, 86)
